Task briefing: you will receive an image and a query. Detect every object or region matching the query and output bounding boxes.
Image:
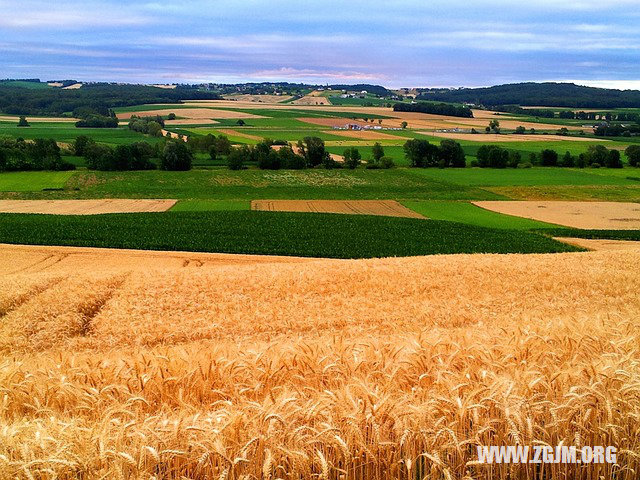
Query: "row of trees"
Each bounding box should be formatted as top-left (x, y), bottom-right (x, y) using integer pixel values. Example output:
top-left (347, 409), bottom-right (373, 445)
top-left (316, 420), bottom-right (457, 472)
top-left (403, 139), bottom-right (466, 168)
top-left (473, 144), bottom-right (635, 169)
top-left (75, 136), bottom-right (192, 171)
top-left (227, 139), bottom-right (395, 171)
top-left (0, 137), bottom-right (75, 172)
top-left (394, 102), bottom-right (473, 118)
top-left (128, 115), bottom-right (165, 136)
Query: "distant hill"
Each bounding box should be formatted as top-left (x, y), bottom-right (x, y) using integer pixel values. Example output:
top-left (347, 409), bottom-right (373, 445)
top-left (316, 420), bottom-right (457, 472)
top-left (416, 82), bottom-right (640, 109)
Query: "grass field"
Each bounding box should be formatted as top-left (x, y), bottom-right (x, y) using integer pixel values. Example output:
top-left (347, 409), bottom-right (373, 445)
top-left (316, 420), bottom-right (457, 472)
top-left (0, 122), bottom-right (155, 145)
top-left (403, 200), bottom-right (559, 229)
top-left (405, 167), bottom-right (639, 186)
top-left (0, 171), bottom-right (76, 192)
top-left (0, 169), bottom-right (504, 200)
top-left (0, 211), bottom-right (579, 258)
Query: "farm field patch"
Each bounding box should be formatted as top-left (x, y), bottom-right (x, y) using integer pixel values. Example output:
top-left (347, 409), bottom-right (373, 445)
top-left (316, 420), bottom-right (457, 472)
top-left (0, 169), bottom-right (502, 201)
top-left (405, 167), bottom-right (637, 186)
top-left (426, 132), bottom-right (607, 143)
top-left (403, 200), bottom-right (558, 229)
top-left (0, 211), bottom-right (578, 258)
top-left (0, 171), bottom-right (76, 192)
top-left (252, 199), bottom-right (425, 218)
top-left (0, 246), bottom-right (638, 478)
top-left (475, 200), bottom-right (640, 229)
top-left (0, 199), bottom-right (177, 215)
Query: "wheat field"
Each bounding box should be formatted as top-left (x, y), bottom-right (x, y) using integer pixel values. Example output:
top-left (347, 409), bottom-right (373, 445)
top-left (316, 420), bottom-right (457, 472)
top-left (1, 244), bottom-right (639, 479)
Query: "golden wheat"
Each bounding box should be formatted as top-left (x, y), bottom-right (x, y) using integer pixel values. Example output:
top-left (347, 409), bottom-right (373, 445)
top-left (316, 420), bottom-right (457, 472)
top-left (0, 244), bottom-right (639, 479)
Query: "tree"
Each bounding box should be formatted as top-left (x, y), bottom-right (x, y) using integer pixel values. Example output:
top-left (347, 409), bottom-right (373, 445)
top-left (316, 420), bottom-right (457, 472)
top-left (477, 145), bottom-right (508, 168)
top-left (606, 149), bottom-right (623, 168)
top-left (403, 139), bottom-right (439, 168)
top-left (371, 142), bottom-right (385, 163)
top-left (561, 151), bottom-right (575, 167)
top-left (17, 116), bottom-right (30, 127)
top-left (400, 121), bottom-right (408, 129)
top-left (277, 146), bottom-right (306, 169)
top-left (167, 113), bottom-right (176, 120)
top-left (73, 135), bottom-right (94, 156)
top-left (584, 145), bottom-right (609, 167)
top-left (227, 146), bottom-right (247, 170)
top-left (557, 127), bottom-right (569, 136)
top-left (343, 147), bottom-right (361, 169)
top-left (438, 139), bottom-right (466, 168)
top-left (215, 136), bottom-right (232, 156)
top-left (160, 140), bottom-right (192, 171)
top-left (208, 145), bottom-right (217, 162)
top-left (236, 119), bottom-right (246, 126)
top-left (625, 145), bottom-right (640, 167)
top-left (297, 137), bottom-right (329, 167)
top-left (514, 126), bottom-right (526, 134)
top-left (507, 151), bottom-right (521, 168)
top-left (540, 149), bottom-right (558, 167)
top-left (488, 119), bottom-right (500, 133)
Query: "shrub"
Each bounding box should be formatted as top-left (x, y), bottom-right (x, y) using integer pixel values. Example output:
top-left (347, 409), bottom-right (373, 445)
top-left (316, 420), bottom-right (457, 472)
top-left (518, 161), bottom-right (533, 169)
top-left (379, 156), bottom-right (395, 169)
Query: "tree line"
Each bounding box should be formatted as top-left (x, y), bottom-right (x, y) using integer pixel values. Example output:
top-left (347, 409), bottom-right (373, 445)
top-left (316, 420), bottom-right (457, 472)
top-left (417, 82), bottom-right (640, 108)
top-left (0, 137), bottom-right (75, 172)
top-left (227, 139), bottom-right (394, 171)
top-left (393, 102), bottom-right (473, 118)
top-left (0, 83), bottom-right (221, 116)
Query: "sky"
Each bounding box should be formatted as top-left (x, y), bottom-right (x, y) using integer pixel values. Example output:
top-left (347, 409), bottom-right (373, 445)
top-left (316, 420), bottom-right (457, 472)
top-left (1, 0), bottom-right (640, 89)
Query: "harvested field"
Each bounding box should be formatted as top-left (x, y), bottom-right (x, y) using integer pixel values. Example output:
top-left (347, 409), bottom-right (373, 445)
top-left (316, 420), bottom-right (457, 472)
top-left (328, 129), bottom-right (404, 140)
top-left (160, 129), bottom-right (188, 140)
top-left (150, 84), bottom-right (177, 89)
top-left (223, 94), bottom-right (293, 103)
top-left (218, 128), bottom-right (264, 141)
top-left (291, 91), bottom-right (332, 105)
top-left (554, 237), bottom-right (640, 250)
top-left (117, 108), bottom-right (266, 121)
top-left (62, 83), bottom-right (82, 89)
top-left (252, 199), bottom-right (426, 218)
top-left (426, 132), bottom-right (605, 142)
top-left (0, 245), bottom-right (639, 479)
top-left (0, 199), bottom-right (177, 215)
top-left (475, 201), bottom-right (640, 229)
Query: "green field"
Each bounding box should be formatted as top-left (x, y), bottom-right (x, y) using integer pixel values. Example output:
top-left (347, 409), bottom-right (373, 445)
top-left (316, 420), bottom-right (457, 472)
top-left (0, 169), bottom-right (503, 200)
top-left (0, 212), bottom-right (581, 258)
top-left (0, 122), bottom-right (155, 145)
top-left (405, 167), bottom-right (639, 186)
top-left (403, 201), bottom-right (559, 229)
top-left (0, 171), bottom-right (76, 192)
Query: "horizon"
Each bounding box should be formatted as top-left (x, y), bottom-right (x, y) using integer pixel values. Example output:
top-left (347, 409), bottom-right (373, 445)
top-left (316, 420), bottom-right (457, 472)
top-left (1, 0), bottom-right (639, 90)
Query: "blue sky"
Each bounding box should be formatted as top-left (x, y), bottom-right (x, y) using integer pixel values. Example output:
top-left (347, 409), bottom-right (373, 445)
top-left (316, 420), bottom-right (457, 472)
top-left (1, 0), bottom-right (639, 88)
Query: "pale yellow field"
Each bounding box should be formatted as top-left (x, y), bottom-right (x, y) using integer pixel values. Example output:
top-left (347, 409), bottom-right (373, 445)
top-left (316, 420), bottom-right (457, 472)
top-left (223, 94), bottom-right (293, 103)
top-left (1, 244), bottom-right (639, 479)
top-left (251, 199), bottom-right (425, 218)
top-left (0, 199), bottom-right (177, 215)
top-left (426, 132), bottom-right (606, 143)
top-left (475, 201), bottom-right (640, 229)
top-left (0, 115), bottom-right (78, 123)
top-left (117, 108), bottom-right (266, 121)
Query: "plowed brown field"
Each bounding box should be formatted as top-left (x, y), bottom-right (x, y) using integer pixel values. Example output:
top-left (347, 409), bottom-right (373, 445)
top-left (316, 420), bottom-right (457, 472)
top-left (0, 199), bottom-right (177, 215)
top-left (252, 199), bottom-right (425, 218)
